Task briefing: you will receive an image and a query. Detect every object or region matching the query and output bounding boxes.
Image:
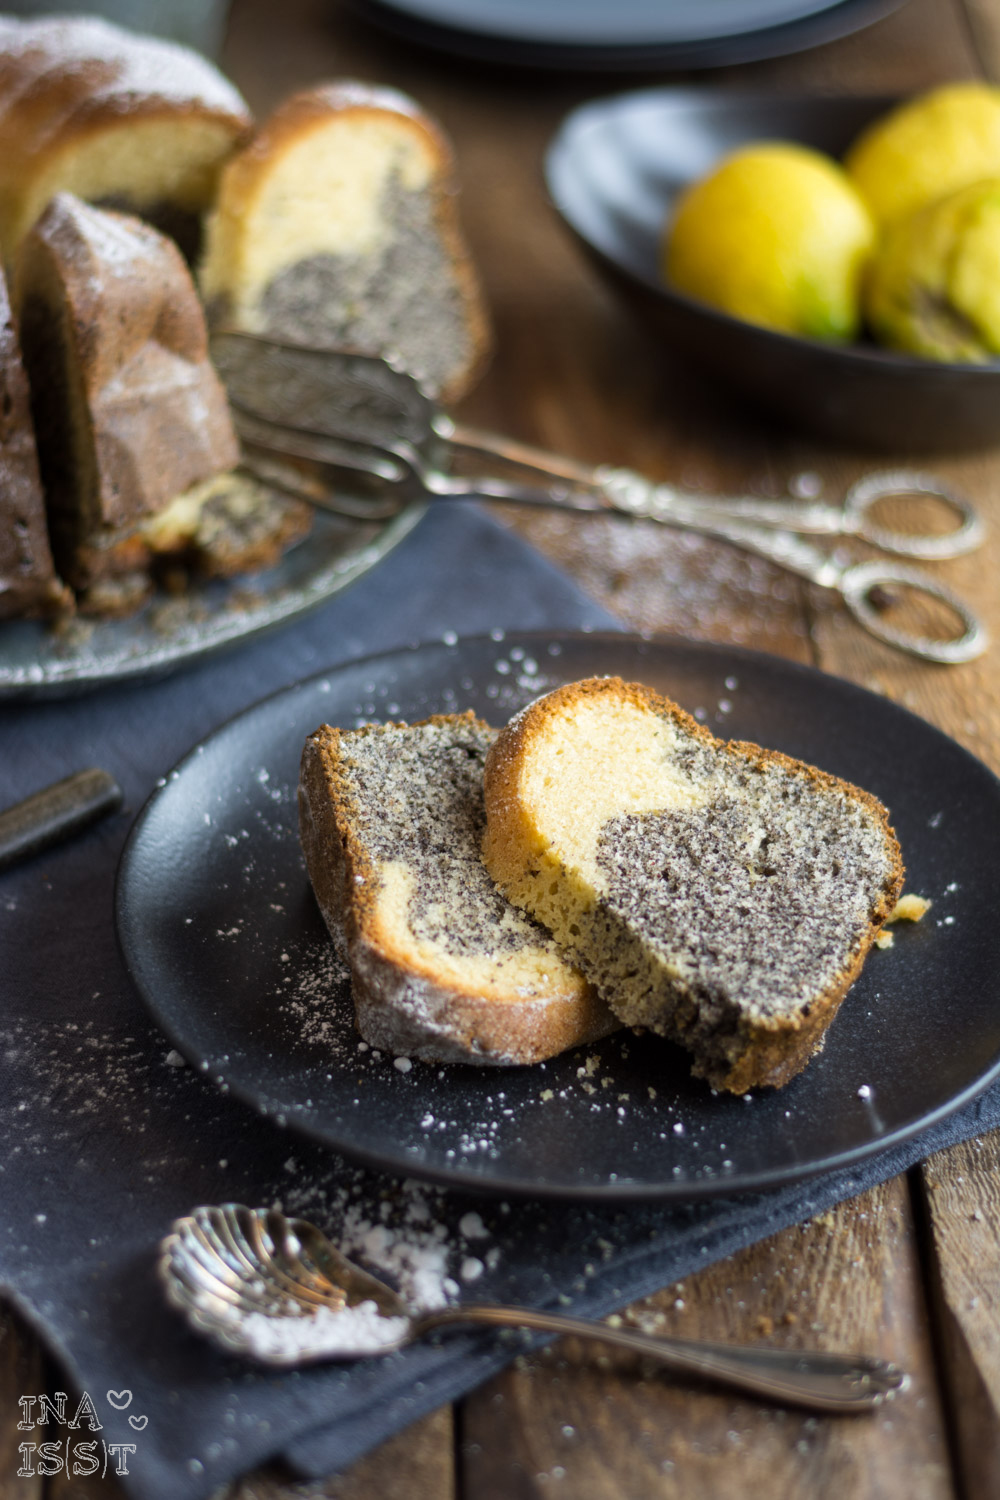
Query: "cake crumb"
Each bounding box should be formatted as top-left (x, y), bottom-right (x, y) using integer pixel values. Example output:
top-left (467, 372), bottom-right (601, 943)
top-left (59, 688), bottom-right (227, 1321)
top-left (887, 893), bottom-right (931, 923)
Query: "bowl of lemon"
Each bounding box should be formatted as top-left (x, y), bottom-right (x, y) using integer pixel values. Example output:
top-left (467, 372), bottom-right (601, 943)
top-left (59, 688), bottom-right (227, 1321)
top-left (546, 84), bottom-right (1000, 450)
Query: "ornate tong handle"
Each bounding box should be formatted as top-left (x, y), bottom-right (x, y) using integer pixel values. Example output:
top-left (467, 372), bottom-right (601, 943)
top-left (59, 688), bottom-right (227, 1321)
top-left (446, 423), bottom-right (983, 561)
top-left (590, 465), bottom-right (983, 560)
top-left (232, 405), bottom-right (988, 663)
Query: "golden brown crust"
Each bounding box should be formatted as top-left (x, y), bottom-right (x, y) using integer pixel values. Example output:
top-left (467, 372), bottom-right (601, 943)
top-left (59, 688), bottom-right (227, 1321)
top-left (200, 80), bottom-right (491, 405)
top-left (0, 15), bottom-right (252, 257)
top-left (298, 712), bottom-right (615, 1065)
top-left (483, 676), bottom-right (905, 1092)
top-left (210, 81), bottom-right (440, 192)
top-left (483, 677), bottom-right (712, 888)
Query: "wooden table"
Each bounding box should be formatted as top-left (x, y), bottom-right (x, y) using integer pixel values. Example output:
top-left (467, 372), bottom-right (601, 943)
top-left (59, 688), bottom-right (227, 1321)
top-left (4, 0), bottom-right (1000, 1494)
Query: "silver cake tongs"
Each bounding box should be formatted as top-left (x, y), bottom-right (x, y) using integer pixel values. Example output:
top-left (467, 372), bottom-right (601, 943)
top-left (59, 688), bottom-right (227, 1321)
top-left (211, 331), bottom-right (987, 665)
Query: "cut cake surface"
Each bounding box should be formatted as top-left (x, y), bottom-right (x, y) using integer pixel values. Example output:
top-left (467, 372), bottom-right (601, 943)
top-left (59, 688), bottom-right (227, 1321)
top-left (200, 81), bottom-right (490, 403)
top-left (298, 712), bottom-right (615, 1065)
top-left (482, 677), bottom-right (905, 1092)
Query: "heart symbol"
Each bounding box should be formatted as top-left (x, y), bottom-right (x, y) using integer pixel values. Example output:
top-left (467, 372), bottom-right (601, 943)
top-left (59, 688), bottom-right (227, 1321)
top-left (106, 1390), bottom-right (132, 1410)
top-left (129, 1414), bottom-right (148, 1431)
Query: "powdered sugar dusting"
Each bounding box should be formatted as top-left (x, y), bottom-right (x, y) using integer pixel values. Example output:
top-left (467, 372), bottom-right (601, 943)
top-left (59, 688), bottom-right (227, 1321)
top-left (238, 1299), bottom-right (408, 1363)
top-left (0, 15), bottom-right (249, 117)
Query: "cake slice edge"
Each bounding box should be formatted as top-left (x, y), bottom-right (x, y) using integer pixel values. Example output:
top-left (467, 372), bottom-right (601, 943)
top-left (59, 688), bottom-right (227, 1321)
top-left (482, 677), bottom-right (905, 1092)
top-left (298, 712), bottom-right (616, 1067)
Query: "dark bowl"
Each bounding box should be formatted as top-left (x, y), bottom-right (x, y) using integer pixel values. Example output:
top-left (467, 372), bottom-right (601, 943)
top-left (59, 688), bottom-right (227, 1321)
top-left (545, 88), bottom-right (1000, 452)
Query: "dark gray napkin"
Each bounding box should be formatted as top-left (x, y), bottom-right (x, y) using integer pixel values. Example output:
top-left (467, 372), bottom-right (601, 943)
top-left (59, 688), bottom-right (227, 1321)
top-left (2, 503), bottom-right (997, 1500)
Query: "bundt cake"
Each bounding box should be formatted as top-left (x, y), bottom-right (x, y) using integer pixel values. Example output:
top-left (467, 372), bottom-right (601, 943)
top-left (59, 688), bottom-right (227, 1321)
top-left (0, 263), bottom-right (69, 619)
top-left (299, 713), bottom-right (615, 1065)
top-left (483, 678), bottom-right (904, 1093)
top-left (199, 81), bottom-right (491, 403)
top-left (12, 192), bottom-right (307, 613)
top-left (0, 14), bottom-right (252, 263)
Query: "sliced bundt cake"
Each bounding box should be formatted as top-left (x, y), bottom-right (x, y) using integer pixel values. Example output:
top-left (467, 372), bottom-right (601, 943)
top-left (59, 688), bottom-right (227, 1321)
top-left (13, 193), bottom-right (240, 608)
top-left (0, 14), bottom-right (252, 262)
top-left (13, 193), bottom-right (310, 613)
top-left (299, 712), bottom-right (615, 1065)
top-left (200, 82), bottom-right (490, 403)
top-left (483, 678), bottom-right (904, 1092)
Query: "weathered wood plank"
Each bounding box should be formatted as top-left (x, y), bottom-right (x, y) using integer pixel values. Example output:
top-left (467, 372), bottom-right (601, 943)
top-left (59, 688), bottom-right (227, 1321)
top-left (461, 1179), bottom-right (952, 1498)
top-left (0, 1303), bottom-right (43, 1500)
top-left (921, 1137), bottom-right (1000, 1500)
top-left (729, 0), bottom-right (978, 89)
top-left (958, 0), bottom-right (1000, 79)
top-left (213, 1409), bottom-right (454, 1500)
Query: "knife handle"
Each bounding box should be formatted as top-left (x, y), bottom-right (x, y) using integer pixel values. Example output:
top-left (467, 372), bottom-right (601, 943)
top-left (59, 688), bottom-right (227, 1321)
top-left (0, 768), bottom-right (123, 871)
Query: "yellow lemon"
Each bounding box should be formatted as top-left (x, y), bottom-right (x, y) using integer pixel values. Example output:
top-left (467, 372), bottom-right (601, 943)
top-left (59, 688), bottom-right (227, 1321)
top-left (846, 82), bottom-right (1000, 229)
top-left (664, 142), bottom-right (876, 342)
top-left (865, 179), bottom-right (1000, 361)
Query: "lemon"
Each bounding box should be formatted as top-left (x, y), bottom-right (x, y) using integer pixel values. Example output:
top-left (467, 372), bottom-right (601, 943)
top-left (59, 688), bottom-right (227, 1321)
top-left (846, 82), bottom-right (1000, 229)
top-left (664, 142), bottom-right (876, 342)
top-left (865, 179), bottom-right (1000, 361)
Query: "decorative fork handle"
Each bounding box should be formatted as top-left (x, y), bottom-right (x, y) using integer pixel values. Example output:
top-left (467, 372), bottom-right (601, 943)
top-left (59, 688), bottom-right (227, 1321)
top-left (412, 1304), bottom-right (907, 1413)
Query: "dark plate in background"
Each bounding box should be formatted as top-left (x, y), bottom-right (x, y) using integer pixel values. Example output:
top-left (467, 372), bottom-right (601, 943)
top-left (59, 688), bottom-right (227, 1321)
top-left (350, 0), bottom-right (905, 70)
top-left (116, 632), bottom-right (1000, 1201)
top-left (546, 89), bottom-right (1000, 451)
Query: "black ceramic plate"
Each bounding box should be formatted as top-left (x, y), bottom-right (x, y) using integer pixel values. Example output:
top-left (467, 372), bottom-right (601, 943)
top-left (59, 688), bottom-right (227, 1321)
top-left (0, 505), bottom-right (423, 700)
top-left (116, 631), bottom-right (1000, 1201)
top-left (352, 0), bottom-right (904, 71)
top-left (546, 88), bottom-right (1000, 451)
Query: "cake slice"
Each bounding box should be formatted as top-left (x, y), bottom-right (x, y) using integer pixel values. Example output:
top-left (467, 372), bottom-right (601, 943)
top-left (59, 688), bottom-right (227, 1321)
top-left (298, 712), bottom-right (615, 1065)
top-left (0, 263), bottom-right (70, 619)
top-left (199, 81), bottom-right (490, 403)
top-left (482, 678), bottom-right (904, 1092)
top-left (13, 192), bottom-right (308, 611)
top-left (0, 14), bottom-right (252, 261)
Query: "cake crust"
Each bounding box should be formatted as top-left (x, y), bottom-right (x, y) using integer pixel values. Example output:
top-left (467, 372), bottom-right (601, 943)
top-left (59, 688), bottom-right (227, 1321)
top-left (0, 15), bottom-right (252, 259)
top-left (482, 677), bottom-right (905, 1092)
